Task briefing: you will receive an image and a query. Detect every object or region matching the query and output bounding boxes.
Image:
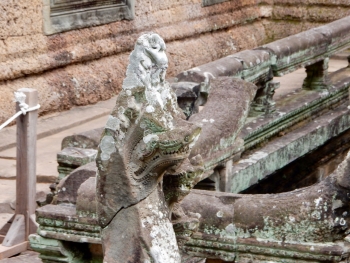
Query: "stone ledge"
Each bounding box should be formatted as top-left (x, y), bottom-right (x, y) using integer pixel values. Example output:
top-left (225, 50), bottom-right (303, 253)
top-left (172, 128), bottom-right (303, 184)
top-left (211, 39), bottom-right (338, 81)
top-left (242, 66), bottom-right (350, 150)
top-left (184, 237), bottom-right (349, 262)
top-left (230, 103), bottom-right (350, 193)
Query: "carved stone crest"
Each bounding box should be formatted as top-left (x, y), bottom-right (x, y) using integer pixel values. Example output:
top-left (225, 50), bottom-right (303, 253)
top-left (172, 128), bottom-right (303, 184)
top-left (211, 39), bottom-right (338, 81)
top-left (96, 33), bottom-right (203, 262)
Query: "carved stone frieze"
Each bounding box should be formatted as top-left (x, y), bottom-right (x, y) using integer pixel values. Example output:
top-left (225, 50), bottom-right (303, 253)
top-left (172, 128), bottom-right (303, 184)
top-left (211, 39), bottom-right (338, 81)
top-left (43, 0), bottom-right (135, 35)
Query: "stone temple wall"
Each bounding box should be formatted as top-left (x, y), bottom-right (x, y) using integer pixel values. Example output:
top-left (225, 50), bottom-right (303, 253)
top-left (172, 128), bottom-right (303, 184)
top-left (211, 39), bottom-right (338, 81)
top-left (1, 0), bottom-right (350, 124)
top-left (265, 0), bottom-right (350, 41)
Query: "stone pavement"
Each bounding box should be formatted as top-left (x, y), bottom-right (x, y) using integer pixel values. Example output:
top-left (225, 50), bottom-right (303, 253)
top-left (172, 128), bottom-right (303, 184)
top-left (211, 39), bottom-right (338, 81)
top-left (0, 56), bottom-right (347, 262)
top-left (0, 251), bottom-right (41, 263)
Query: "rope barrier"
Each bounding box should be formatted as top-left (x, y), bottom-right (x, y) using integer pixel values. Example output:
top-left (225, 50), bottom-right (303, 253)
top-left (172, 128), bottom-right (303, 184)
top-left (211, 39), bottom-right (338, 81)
top-left (0, 91), bottom-right (40, 131)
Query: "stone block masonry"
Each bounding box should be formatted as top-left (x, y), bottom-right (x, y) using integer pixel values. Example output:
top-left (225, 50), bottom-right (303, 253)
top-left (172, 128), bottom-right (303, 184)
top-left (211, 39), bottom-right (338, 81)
top-left (1, 0), bottom-right (350, 125)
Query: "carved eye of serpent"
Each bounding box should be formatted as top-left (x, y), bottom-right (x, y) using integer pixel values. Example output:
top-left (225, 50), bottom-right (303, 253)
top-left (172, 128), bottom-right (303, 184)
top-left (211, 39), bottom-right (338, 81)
top-left (184, 135), bottom-right (190, 142)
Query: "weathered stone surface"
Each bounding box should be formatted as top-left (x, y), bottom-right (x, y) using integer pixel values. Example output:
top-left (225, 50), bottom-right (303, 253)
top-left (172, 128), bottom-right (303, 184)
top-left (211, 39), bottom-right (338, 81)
top-left (241, 65), bottom-right (350, 151)
top-left (0, 0), bottom-right (43, 38)
top-left (35, 203), bottom-right (101, 244)
top-left (0, 21), bottom-right (266, 125)
top-left (233, 103), bottom-right (350, 194)
top-left (203, 0), bottom-right (230, 7)
top-left (95, 33), bottom-right (203, 262)
top-left (0, 0), bottom-right (260, 125)
top-left (102, 186), bottom-right (181, 263)
top-left (56, 162), bottom-right (97, 205)
top-left (32, 147), bottom-right (350, 262)
top-left (171, 82), bottom-right (200, 119)
top-left (0, 250), bottom-right (42, 263)
top-left (174, 49), bottom-right (271, 108)
top-left (243, 124), bottom-right (350, 194)
top-left (56, 147), bottom-right (97, 181)
top-left (181, 255), bottom-right (207, 263)
top-left (314, 15), bottom-right (350, 54)
top-left (163, 156), bottom-right (204, 209)
top-left (231, 65), bottom-right (350, 194)
top-left (29, 234), bottom-right (88, 263)
top-left (189, 77), bottom-right (257, 174)
top-left (231, 49), bottom-right (272, 85)
top-left (26, 14), bottom-right (350, 263)
top-left (179, 152), bottom-right (350, 260)
top-left (76, 177), bottom-right (98, 219)
top-left (57, 147), bottom-right (97, 168)
top-left (43, 0), bottom-right (135, 35)
top-left (263, 16), bottom-right (350, 76)
top-left (302, 58), bottom-right (330, 90)
top-left (261, 29), bottom-right (329, 76)
top-left (2, 0), bottom-right (350, 125)
top-left (61, 128), bottom-right (103, 150)
top-left (250, 80), bottom-right (279, 116)
top-left (175, 55), bottom-right (243, 84)
top-left (0, 53), bottom-right (124, 126)
top-left (272, 3), bottom-right (350, 22)
top-left (263, 20), bottom-right (322, 42)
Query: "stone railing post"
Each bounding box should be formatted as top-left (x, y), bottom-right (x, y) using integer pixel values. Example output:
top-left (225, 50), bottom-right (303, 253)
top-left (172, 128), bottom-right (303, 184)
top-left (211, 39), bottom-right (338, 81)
top-left (302, 58), bottom-right (329, 90)
top-left (250, 80), bottom-right (280, 117)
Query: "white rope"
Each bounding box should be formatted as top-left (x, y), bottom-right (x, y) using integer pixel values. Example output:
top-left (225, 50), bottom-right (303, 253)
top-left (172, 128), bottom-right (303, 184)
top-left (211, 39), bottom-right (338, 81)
top-left (0, 91), bottom-right (40, 131)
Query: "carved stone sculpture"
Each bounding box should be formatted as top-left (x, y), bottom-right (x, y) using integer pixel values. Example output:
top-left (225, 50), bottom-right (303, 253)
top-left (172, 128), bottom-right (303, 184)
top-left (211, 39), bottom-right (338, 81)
top-left (180, 150), bottom-right (350, 262)
top-left (95, 33), bottom-right (202, 262)
top-left (28, 17), bottom-right (350, 263)
top-left (250, 80), bottom-right (279, 116)
top-left (302, 58), bottom-right (330, 90)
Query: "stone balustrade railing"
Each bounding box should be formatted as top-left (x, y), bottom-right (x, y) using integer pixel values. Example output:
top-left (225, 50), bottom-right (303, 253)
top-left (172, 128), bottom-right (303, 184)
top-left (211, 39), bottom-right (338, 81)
top-left (29, 16), bottom-right (350, 263)
top-left (174, 16), bottom-right (350, 160)
top-left (53, 16), bottom-right (350, 192)
top-left (175, 15), bottom-right (350, 88)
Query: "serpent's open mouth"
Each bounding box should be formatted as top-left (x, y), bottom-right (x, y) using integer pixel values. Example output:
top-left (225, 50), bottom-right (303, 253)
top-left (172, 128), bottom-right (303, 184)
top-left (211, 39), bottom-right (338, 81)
top-left (130, 124), bottom-right (200, 183)
top-left (132, 142), bottom-right (191, 182)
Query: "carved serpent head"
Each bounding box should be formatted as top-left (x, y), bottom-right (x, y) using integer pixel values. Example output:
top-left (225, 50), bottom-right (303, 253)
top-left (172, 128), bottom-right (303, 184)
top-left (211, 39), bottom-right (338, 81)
top-left (96, 33), bottom-right (203, 228)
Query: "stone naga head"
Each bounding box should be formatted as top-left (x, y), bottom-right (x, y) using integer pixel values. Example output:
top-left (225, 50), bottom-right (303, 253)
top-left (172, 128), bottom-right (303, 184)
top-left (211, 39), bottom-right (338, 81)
top-left (123, 32), bottom-right (168, 91)
top-left (96, 33), bottom-right (202, 228)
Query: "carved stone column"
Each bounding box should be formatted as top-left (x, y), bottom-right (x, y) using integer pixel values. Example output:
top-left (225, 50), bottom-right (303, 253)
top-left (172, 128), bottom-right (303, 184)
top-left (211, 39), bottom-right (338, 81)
top-left (250, 80), bottom-right (280, 116)
top-left (302, 58), bottom-right (329, 90)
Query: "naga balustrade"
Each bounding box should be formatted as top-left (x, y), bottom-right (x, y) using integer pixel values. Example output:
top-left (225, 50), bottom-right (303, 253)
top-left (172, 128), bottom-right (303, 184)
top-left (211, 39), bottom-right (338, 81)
top-left (29, 16), bottom-right (350, 263)
top-left (174, 15), bottom-right (350, 192)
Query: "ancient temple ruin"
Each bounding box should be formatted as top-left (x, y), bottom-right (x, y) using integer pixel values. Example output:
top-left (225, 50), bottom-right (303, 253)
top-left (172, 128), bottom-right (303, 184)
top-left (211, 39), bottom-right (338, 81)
top-left (29, 15), bottom-right (350, 263)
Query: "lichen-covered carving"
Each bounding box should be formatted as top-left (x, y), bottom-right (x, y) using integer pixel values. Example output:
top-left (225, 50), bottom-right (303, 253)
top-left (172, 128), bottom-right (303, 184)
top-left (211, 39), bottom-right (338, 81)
top-left (302, 58), bottom-right (329, 90)
top-left (179, 150), bottom-right (350, 262)
top-left (96, 33), bottom-right (202, 262)
top-left (250, 80), bottom-right (279, 116)
top-left (29, 235), bottom-right (87, 263)
top-left (163, 155), bottom-right (204, 245)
